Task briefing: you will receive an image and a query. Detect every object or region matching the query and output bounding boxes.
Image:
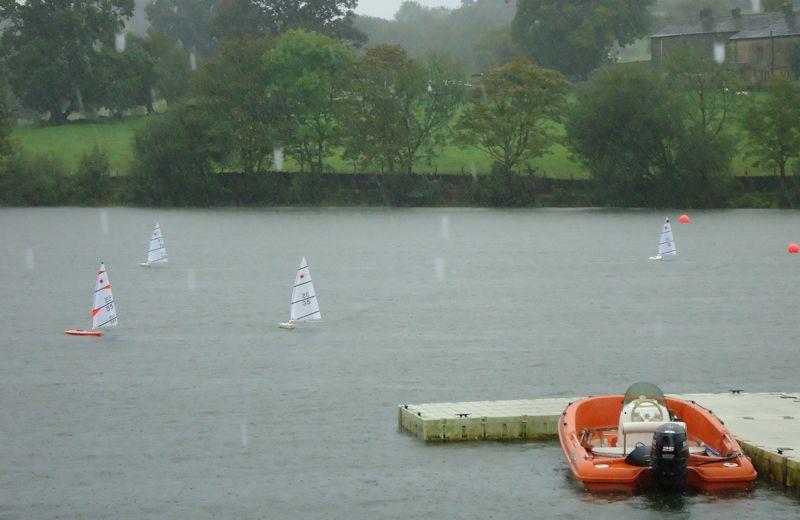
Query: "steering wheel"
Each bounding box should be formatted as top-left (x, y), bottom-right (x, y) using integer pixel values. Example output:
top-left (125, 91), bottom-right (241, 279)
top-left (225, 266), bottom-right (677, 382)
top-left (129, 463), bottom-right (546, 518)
top-left (630, 398), bottom-right (664, 422)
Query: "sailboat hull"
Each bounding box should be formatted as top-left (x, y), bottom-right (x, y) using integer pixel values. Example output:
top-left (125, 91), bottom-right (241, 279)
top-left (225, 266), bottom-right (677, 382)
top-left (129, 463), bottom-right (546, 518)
top-left (65, 329), bottom-right (103, 337)
top-left (278, 322), bottom-right (297, 330)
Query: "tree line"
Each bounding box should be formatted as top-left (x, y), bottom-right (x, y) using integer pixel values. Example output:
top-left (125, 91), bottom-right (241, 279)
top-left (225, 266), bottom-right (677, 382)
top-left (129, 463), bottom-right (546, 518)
top-left (3, 0), bottom-right (800, 208)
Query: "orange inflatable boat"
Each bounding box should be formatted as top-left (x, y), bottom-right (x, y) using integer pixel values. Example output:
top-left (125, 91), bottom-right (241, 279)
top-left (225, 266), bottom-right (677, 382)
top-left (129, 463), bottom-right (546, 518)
top-left (559, 382), bottom-right (756, 492)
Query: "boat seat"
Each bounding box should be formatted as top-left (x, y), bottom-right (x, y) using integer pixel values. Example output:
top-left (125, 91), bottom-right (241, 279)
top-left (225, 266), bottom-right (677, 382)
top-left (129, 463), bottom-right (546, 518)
top-left (620, 421), bottom-right (686, 450)
top-left (591, 445), bottom-right (708, 457)
top-left (621, 421), bottom-right (686, 434)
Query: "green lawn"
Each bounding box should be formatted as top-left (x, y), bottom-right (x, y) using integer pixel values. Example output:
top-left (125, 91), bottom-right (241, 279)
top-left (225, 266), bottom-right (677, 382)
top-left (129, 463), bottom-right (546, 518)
top-left (12, 116), bottom-right (587, 178)
top-left (10, 114), bottom-right (775, 179)
top-left (13, 118), bottom-right (148, 174)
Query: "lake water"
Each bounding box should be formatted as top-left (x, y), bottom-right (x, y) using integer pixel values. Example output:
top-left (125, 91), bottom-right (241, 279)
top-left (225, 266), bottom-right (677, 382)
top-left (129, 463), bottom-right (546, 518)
top-left (1, 208), bottom-right (799, 519)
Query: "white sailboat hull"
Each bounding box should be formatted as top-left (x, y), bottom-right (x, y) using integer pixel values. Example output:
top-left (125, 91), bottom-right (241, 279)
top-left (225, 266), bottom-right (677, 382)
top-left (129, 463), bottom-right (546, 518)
top-left (139, 260), bottom-right (167, 267)
top-left (278, 322), bottom-right (296, 330)
top-left (649, 253), bottom-right (677, 261)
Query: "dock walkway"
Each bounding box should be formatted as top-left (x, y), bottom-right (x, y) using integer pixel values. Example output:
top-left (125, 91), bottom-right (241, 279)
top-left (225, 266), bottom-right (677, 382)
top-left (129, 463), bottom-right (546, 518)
top-left (398, 392), bottom-right (799, 494)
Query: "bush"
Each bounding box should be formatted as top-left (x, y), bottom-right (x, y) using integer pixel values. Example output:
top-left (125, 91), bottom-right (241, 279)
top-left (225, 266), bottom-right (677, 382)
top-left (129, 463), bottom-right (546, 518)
top-left (0, 152), bottom-right (71, 206)
top-left (130, 101), bottom-right (229, 206)
top-left (72, 146), bottom-right (113, 205)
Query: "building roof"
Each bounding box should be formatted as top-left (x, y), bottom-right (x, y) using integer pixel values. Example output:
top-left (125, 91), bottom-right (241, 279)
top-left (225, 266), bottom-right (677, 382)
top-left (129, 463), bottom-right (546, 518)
top-left (653, 12), bottom-right (800, 40)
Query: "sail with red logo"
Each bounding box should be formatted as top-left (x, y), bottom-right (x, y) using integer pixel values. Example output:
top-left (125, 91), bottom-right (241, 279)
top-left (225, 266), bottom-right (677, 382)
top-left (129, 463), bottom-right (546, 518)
top-left (279, 257), bottom-right (321, 330)
top-left (66, 261), bottom-right (118, 337)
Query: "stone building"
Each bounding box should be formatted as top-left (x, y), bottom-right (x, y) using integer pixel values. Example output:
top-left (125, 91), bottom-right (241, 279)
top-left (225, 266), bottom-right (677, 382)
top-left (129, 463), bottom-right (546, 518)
top-left (652, 5), bottom-right (800, 85)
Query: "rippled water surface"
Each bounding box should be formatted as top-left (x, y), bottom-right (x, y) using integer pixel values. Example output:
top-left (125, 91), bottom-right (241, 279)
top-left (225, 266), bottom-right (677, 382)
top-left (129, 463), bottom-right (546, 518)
top-left (1, 208), bottom-right (798, 519)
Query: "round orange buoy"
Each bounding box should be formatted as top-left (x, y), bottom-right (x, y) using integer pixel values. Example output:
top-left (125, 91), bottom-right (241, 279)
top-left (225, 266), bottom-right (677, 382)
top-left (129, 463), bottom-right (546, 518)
top-left (679, 214), bottom-right (690, 224)
top-left (789, 243), bottom-right (799, 254)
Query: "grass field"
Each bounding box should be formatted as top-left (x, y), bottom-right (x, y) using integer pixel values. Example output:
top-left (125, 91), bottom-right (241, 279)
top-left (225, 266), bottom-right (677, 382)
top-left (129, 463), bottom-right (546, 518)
top-left (10, 115), bottom-right (775, 178)
top-left (12, 118), bottom-right (150, 174)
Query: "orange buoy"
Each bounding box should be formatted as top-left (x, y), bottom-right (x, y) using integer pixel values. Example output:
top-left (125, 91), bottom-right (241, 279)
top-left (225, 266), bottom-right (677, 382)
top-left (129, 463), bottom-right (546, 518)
top-left (789, 243), bottom-right (799, 254)
top-left (679, 214), bottom-right (690, 224)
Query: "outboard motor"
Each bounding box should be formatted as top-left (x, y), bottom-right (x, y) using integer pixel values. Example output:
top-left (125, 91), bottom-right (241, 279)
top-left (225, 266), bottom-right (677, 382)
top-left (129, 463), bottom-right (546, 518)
top-left (650, 423), bottom-right (690, 489)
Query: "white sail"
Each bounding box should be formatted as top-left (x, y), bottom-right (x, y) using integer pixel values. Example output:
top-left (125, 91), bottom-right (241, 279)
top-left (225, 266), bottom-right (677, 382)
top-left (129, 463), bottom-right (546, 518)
top-left (289, 257), bottom-right (321, 323)
top-left (657, 217), bottom-right (677, 257)
top-left (92, 262), bottom-right (117, 330)
top-left (146, 223), bottom-right (168, 264)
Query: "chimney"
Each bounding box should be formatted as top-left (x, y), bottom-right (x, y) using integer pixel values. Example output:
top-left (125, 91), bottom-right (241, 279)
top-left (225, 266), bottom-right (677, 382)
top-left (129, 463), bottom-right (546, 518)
top-left (732, 7), bottom-right (742, 30)
top-left (784, 1), bottom-right (796, 28)
top-left (700, 8), bottom-right (713, 31)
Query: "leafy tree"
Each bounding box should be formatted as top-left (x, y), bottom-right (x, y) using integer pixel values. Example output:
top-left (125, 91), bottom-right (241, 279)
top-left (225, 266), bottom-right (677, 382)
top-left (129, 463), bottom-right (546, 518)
top-left (337, 45), bottom-right (466, 175)
top-left (456, 57), bottom-right (568, 175)
top-left (196, 37), bottom-right (277, 175)
top-left (511, 0), bottom-right (654, 78)
top-left (263, 29), bottom-right (354, 173)
top-left (355, 0), bottom-right (516, 73)
top-left (473, 26), bottom-right (520, 71)
top-left (213, 0), bottom-right (267, 40)
top-left (0, 77), bottom-right (15, 156)
top-left (214, 0), bottom-right (366, 45)
top-left (146, 0), bottom-right (217, 58)
top-left (99, 35), bottom-right (158, 116)
top-left (741, 78), bottom-right (800, 191)
top-left (140, 32), bottom-right (193, 104)
top-left (665, 47), bottom-right (739, 140)
top-left (0, 0), bottom-right (134, 123)
top-left (567, 64), bottom-right (732, 207)
top-left (130, 100), bottom-right (229, 206)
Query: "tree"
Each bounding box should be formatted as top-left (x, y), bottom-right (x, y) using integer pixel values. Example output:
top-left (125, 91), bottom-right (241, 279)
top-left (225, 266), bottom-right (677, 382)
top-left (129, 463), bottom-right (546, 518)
top-left (0, 0), bottom-right (134, 123)
top-left (213, 0), bottom-right (366, 46)
top-left (456, 57), bottom-right (568, 175)
top-left (146, 0), bottom-right (217, 58)
top-left (0, 76), bottom-right (15, 156)
top-left (473, 26), bottom-right (520, 71)
top-left (355, 0), bottom-right (516, 73)
top-left (130, 100), bottom-right (229, 206)
top-left (741, 78), bottom-right (800, 191)
top-left (567, 64), bottom-right (733, 207)
top-left (665, 46), bottom-right (739, 141)
top-left (99, 35), bottom-right (158, 116)
top-left (511, 0), bottom-right (654, 78)
top-left (337, 45), bottom-right (465, 175)
top-left (196, 37), bottom-right (277, 175)
top-left (140, 32), bottom-right (193, 104)
top-left (213, 0), bottom-right (267, 40)
top-left (263, 29), bottom-right (354, 173)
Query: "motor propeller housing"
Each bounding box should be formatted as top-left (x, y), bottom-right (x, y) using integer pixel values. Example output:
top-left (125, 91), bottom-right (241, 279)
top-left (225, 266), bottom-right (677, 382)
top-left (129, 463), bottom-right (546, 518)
top-left (650, 422), bottom-right (690, 489)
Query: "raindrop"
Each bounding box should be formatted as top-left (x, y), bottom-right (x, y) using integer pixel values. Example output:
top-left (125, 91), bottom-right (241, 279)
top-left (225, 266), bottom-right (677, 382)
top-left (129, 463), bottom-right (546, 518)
top-left (25, 247), bottom-right (34, 270)
top-left (186, 268), bottom-right (197, 290)
top-left (99, 210), bottom-right (109, 235)
top-left (654, 314), bottom-right (664, 339)
top-left (751, 0), bottom-right (762, 13)
top-left (240, 422), bottom-right (248, 447)
top-left (114, 33), bottom-right (126, 53)
top-left (274, 147), bottom-right (284, 172)
top-left (440, 215), bottom-right (450, 240)
top-left (434, 257), bottom-right (446, 282)
top-left (189, 50), bottom-right (197, 72)
top-left (713, 42), bottom-right (726, 64)
top-left (75, 87), bottom-right (85, 113)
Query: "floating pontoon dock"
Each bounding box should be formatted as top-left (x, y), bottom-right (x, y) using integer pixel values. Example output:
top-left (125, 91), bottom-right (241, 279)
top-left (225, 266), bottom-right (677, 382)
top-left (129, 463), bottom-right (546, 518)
top-left (398, 392), bottom-right (799, 495)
